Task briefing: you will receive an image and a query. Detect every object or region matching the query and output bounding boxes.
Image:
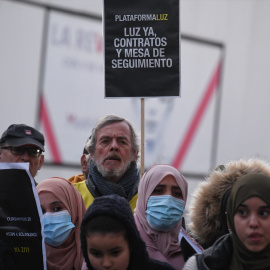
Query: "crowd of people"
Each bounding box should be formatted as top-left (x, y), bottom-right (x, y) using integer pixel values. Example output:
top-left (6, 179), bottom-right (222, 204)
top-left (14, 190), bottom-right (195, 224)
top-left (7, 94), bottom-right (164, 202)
top-left (1, 117), bottom-right (270, 270)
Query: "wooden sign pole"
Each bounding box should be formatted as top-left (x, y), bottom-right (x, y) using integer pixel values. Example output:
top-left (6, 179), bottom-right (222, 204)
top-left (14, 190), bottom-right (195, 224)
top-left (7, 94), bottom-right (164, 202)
top-left (140, 98), bottom-right (145, 177)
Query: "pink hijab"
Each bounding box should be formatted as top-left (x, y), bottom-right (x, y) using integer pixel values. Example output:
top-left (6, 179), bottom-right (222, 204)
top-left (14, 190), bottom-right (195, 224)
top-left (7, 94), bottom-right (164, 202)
top-left (37, 177), bottom-right (86, 270)
top-left (134, 165), bottom-right (188, 269)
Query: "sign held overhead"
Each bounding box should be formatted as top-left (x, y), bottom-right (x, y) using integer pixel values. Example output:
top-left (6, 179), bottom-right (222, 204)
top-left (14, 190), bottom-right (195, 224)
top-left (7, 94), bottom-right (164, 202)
top-left (103, 0), bottom-right (180, 98)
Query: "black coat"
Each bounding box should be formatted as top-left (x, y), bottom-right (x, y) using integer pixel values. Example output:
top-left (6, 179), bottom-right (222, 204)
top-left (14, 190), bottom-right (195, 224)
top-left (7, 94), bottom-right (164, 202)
top-left (196, 234), bottom-right (232, 270)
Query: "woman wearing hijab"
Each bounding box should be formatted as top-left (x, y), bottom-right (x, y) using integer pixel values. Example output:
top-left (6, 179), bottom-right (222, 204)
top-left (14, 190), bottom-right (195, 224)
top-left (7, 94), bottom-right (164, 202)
top-left (37, 177), bottom-right (86, 270)
top-left (188, 158), bottom-right (270, 249)
top-left (134, 164), bottom-right (202, 270)
top-left (183, 173), bottom-right (270, 270)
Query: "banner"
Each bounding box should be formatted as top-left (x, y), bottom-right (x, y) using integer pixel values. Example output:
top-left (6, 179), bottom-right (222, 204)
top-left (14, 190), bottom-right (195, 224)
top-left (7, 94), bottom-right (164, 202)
top-left (103, 0), bottom-right (180, 97)
top-left (39, 8), bottom-right (223, 175)
top-left (0, 163), bottom-right (46, 269)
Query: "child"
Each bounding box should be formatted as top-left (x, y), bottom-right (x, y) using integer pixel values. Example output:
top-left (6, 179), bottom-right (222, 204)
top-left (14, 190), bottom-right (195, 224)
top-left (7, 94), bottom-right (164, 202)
top-left (80, 194), bottom-right (175, 270)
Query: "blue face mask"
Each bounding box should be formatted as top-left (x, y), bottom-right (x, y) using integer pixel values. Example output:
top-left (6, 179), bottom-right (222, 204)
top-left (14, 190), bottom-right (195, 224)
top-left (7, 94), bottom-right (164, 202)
top-left (146, 195), bottom-right (185, 232)
top-left (43, 210), bottom-right (75, 247)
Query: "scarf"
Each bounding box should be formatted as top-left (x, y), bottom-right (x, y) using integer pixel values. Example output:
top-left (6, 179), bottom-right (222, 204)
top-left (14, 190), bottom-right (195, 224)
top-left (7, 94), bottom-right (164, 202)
top-left (134, 164), bottom-right (188, 270)
top-left (37, 177), bottom-right (86, 270)
top-left (86, 160), bottom-right (139, 201)
top-left (227, 173), bottom-right (270, 270)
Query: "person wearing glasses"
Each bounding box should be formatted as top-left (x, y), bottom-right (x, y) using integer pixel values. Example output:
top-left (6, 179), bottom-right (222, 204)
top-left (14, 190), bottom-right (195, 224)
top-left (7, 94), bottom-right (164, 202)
top-left (0, 124), bottom-right (45, 182)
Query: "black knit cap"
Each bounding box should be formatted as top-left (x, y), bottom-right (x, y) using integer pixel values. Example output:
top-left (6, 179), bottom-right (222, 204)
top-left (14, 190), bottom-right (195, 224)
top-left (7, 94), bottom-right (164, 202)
top-left (0, 124), bottom-right (45, 151)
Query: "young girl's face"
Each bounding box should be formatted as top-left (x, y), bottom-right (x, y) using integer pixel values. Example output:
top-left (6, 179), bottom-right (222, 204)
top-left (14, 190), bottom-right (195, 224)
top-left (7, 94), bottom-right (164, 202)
top-left (87, 232), bottom-right (130, 270)
top-left (234, 196), bottom-right (270, 252)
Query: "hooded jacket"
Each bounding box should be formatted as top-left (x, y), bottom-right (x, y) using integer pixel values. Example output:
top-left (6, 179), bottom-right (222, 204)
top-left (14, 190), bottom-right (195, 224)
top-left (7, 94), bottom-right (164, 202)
top-left (80, 194), bottom-right (175, 270)
top-left (185, 173), bottom-right (270, 270)
top-left (183, 234), bottom-right (232, 270)
top-left (188, 158), bottom-right (270, 248)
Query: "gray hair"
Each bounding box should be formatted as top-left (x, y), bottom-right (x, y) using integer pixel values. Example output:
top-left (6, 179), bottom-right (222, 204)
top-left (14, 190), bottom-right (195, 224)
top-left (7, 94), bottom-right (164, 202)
top-left (86, 115), bottom-right (140, 161)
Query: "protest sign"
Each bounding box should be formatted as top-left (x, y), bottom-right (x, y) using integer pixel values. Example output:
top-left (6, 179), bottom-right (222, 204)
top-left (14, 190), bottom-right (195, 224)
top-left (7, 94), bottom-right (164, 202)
top-left (103, 0), bottom-right (180, 97)
top-left (0, 163), bottom-right (46, 269)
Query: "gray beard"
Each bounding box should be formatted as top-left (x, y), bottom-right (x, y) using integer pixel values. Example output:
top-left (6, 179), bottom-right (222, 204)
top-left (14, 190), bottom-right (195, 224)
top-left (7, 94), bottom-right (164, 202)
top-left (93, 159), bottom-right (131, 182)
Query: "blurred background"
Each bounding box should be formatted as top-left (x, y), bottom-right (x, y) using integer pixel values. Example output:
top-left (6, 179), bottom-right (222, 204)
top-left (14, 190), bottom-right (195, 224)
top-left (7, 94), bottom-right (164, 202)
top-left (1, 0), bottom-right (270, 212)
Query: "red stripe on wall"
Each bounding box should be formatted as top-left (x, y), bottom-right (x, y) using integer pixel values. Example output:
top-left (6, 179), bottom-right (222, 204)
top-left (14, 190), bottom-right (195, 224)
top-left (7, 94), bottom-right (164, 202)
top-left (40, 95), bottom-right (62, 163)
top-left (172, 60), bottom-right (222, 169)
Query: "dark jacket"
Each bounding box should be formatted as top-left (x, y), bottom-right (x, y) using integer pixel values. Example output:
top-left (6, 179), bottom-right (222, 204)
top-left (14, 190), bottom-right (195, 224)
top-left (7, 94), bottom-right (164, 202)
top-left (80, 194), bottom-right (175, 270)
top-left (184, 234), bottom-right (232, 270)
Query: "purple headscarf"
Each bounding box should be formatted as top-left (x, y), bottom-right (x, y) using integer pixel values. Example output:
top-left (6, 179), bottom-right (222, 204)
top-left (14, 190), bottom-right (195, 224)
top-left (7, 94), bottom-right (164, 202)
top-left (134, 164), bottom-right (188, 270)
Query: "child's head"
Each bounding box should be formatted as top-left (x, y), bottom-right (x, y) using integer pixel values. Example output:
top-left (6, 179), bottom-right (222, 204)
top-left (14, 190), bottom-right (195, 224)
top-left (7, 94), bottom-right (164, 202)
top-left (83, 215), bottom-right (130, 270)
top-left (80, 194), bottom-right (150, 270)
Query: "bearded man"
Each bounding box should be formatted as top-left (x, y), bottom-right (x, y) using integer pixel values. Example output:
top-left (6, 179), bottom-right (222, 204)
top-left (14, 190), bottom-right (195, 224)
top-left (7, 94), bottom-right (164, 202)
top-left (71, 115), bottom-right (140, 212)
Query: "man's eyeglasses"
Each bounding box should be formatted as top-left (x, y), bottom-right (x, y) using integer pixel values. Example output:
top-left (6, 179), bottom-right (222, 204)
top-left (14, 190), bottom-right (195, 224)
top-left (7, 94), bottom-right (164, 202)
top-left (1, 146), bottom-right (42, 158)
